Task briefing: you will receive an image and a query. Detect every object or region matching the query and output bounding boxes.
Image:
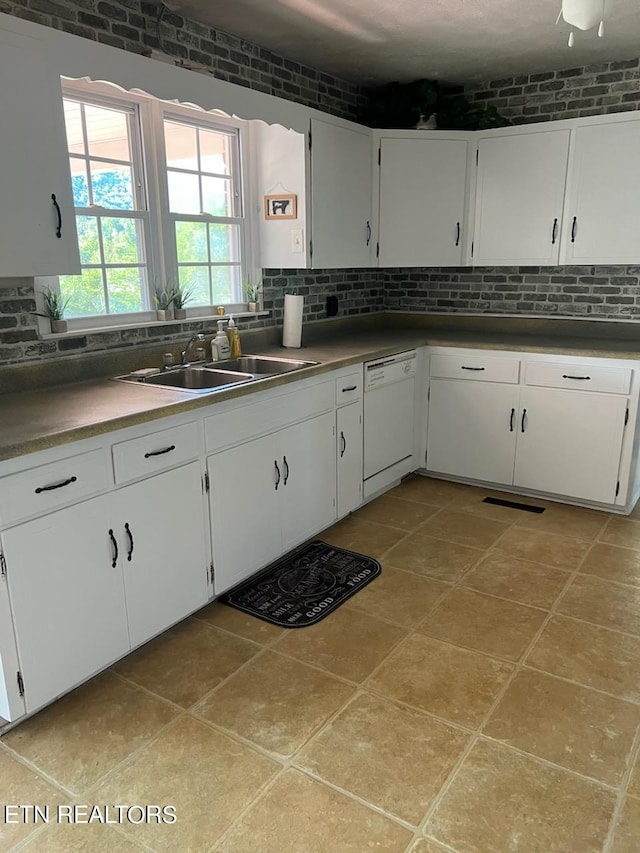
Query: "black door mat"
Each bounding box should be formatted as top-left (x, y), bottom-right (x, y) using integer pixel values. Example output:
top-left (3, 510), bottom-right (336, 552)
top-left (221, 540), bottom-right (381, 628)
top-left (483, 496), bottom-right (545, 513)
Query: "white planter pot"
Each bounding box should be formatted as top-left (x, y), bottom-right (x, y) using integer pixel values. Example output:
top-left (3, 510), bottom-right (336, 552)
top-left (174, 308), bottom-right (187, 320)
top-left (156, 310), bottom-right (167, 321)
top-left (248, 302), bottom-right (258, 313)
top-left (50, 319), bottom-right (67, 334)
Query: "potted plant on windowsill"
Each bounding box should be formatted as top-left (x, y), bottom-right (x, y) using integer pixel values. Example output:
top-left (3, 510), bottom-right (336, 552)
top-left (170, 285), bottom-right (194, 320)
top-left (154, 288), bottom-right (173, 321)
top-left (35, 287), bottom-right (70, 334)
top-left (244, 282), bottom-right (262, 312)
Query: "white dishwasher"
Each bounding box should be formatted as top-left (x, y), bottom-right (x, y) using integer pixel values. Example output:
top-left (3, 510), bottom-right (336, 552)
top-left (363, 350), bottom-right (417, 497)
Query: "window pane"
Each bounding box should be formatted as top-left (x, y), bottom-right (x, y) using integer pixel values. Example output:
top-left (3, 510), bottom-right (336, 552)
top-left (175, 221), bottom-right (208, 263)
top-left (64, 100), bottom-right (84, 154)
top-left (101, 217), bottom-right (142, 264)
top-left (76, 216), bottom-right (101, 265)
top-left (209, 223), bottom-right (240, 263)
top-left (211, 266), bottom-right (239, 304)
top-left (106, 268), bottom-right (145, 313)
top-left (164, 121), bottom-right (198, 170)
top-left (199, 129), bottom-right (231, 174)
top-left (60, 269), bottom-right (106, 317)
top-left (69, 158), bottom-right (90, 207)
top-left (85, 104), bottom-right (131, 162)
top-left (168, 171), bottom-right (200, 214)
top-left (178, 266), bottom-right (210, 306)
top-left (90, 162), bottom-right (134, 210)
top-left (202, 176), bottom-right (233, 216)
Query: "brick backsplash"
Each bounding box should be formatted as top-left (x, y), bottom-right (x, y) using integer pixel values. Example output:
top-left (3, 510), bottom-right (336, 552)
top-left (466, 58), bottom-right (640, 124)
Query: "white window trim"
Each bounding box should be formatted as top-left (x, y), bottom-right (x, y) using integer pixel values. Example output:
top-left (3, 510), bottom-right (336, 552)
top-left (50, 80), bottom-right (261, 334)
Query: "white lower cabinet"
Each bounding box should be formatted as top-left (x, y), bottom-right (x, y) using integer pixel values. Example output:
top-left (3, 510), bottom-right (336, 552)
top-left (513, 387), bottom-right (627, 505)
top-left (337, 402), bottom-right (363, 518)
top-left (208, 411), bottom-right (337, 594)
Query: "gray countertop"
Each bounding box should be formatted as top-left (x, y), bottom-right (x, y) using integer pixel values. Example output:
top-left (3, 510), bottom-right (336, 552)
top-left (1, 315), bottom-right (640, 462)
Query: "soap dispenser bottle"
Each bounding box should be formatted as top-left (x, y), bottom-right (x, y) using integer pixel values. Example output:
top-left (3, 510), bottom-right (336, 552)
top-left (227, 314), bottom-right (242, 359)
top-left (213, 319), bottom-right (230, 360)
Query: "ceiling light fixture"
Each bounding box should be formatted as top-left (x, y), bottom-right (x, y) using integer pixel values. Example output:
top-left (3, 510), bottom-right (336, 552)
top-left (557, 0), bottom-right (606, 47)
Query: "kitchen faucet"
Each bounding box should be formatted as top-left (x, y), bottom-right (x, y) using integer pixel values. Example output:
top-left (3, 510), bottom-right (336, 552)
top-left (181, 332), bottom-right (206, 365)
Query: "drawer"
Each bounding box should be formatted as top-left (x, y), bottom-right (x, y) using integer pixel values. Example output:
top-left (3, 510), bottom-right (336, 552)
top-left (430, 353), bottom-right (520, 384)
top-left (336, 370), bottom-right (363, 406)
top-left (112, 421), bottom-right (200, 485)
top-left (524, 361), bottom-right (632, 395)
top-left (0, 449), bottom-right (108, 528)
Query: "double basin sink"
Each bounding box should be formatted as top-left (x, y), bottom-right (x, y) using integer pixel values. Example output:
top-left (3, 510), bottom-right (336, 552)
top-left (115, 355), bottom-right (319, 393)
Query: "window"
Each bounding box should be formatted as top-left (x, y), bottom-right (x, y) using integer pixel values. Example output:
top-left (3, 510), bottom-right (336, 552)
top-left (57, 84), bottom-right (249, 327)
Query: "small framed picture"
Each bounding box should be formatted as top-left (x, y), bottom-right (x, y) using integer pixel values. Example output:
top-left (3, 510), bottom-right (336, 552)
top-left (264, 193), bottom-right (297, 220)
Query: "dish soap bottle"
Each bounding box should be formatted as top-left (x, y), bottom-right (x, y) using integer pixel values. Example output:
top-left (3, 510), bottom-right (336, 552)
top-left (227, 314), bottom-right (242, 359)
top-left (213, 319), bottom-right (230, 360)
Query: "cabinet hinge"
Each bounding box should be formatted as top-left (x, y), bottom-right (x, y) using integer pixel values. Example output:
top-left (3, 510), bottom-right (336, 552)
top-left (17, 671), bottom-right (24, 697)
top-left (625, 407), bottom-right (630, 426)
top-left (308, 127), bottom-right (312, 150)
top-left (310, 240), bottom-right (313, 259)
top-left (204, 471), bottom-right (210, 493)
top-left (476, 149), bottom-right (479, 166)
top-left (209, 562), bottom-right (215, 584)
top-left (0, 552), bottom-right (6, 579)
top-left (376, 242), bottom-right (380, 258)
top-left (378, 147), bottom-right (381, 166)
top-left (471, 241), bottom-right (474, 258)
top-left (427, 386), bottom-right (430, 402)
top-left (616, 481), bottom-right (620, 497)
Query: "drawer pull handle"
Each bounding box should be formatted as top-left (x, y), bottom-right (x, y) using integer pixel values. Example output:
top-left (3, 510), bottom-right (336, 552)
top-left (274, 460), bottom-right (281, 490)
top-left (521, 408), bottom-right (527, 433)
top-left (455, 222), bottom-right (461, 246)
top-left (510, 408), bottom-right (515, 432)
top-left (51, 193), bottom-right (62, 238)
top-left (366, 220), bottom-right (372, 246)
top-left (144, 444), bottom-right (176, 459)
top-left (571, 216), bottom-right (577, 243)
top-left (461, 366), bottom-right (485, 371)
top-left (562, 374), bottom-right (591, 380)
top-left (283, 455), bottom-right (290, 486)
top-left (340, 431), bottom-right (347, 457)
top-left (125, 522), bottom-right (134, 562)
top-left (551, 217), bottom-right (558, 245)
top-left (35, 475), bottom-right (77, 494)
top-left (342, 385), bottom-right (358, 392)
top-left (108, 528), bottom-right (118, 568)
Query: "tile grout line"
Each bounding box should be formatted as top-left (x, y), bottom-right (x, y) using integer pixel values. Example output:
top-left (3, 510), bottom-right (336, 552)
top-left (602, 720), bottom-right (640, 853)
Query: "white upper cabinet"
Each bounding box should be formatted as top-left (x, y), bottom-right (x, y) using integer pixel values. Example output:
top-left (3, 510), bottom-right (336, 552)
top-left (377, 137), bottom-right (469, 267)
top-left (310, 119), bottom-right (373, 268)
top-left (564, 119), bottom-right (640, 265)
top-left (0, 25), bottom-right (80, 277)
top-left (473, 129), bottom-right (570, 266)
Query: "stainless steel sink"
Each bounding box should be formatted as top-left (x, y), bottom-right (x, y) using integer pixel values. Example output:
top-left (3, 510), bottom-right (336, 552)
top-left (114, 366), bottom-right (254, 393)
top-left (210, 355), bottom-right (319, 375)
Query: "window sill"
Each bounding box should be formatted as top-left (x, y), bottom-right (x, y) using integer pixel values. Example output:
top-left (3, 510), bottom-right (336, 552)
top-left (40, 311), bottom-right (270, 339)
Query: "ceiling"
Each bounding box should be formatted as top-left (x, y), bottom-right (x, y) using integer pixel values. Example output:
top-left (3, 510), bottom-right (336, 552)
top-left (164, 0), bottom-right (640, 86)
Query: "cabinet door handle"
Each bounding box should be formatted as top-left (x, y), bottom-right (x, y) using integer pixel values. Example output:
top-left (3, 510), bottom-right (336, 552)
top-left (455, 222), bottom-right (461, 246)
top-left (35, 475), bottom-right (77, 494)
top-left (510, 408), bottom-right (515, 432)
top-left (562, 374), bottom-right (591, 381)
top-left (274, 460), bottom-right (281, 490)
top-left (283, 455), bottom-right (289, 485)
top-left (108, 528), bottom-right (118, 568)
top-left (461, 366), bottom-right (485, 371)
top-left (340, 431), bottom-right (347, 457)
top-left (144, 444), bottom-right (176, 459)
top-left (551, 217), bottom-right (558, 245)
top-left (366, 220), bottom-right (372, 246)
top-left (125, 522), bottom-right (134, 562)
top-left (521, 408), bottom-right (527, 433)
top-left (51, 193), bottom-right (62, 239)
top-left (571, 216), bottom-right (577, 243)
top-left (342, 385), bottom-right (358, 392)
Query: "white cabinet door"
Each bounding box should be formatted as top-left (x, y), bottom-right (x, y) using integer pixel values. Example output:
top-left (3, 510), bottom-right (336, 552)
top-left (427, 379), bottom-right (519, 486)
top-left (280, 412), bottom-right (337, 550)
top-left (118, 462), bottom-right (209, 649)
top-left (208, 433), bottom-right (282, 595)
top-left (473, 130), bottom-right (570, 266)
top-left (0, 25), bottom-right (80, 277)
top-left (514, 387), bottom-right (628, 505)
top-left (378, 137), bottom-right (468, 267)
top-left (310, 120), bottom-right (373, 268)
top-left (564, 119), bottom-right (640, 264)
top-left (2, 494), bottom-right (129, 713)
top-left (337, 403), bottom-right (363, 518)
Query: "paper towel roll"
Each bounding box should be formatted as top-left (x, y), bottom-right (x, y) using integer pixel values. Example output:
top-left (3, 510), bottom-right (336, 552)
top-left (283, 293), bottom-right (304, 348)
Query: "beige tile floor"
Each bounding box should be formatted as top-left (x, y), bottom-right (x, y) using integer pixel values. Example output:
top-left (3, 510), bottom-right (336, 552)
top-left (3, 475), bottom-right (640, 852)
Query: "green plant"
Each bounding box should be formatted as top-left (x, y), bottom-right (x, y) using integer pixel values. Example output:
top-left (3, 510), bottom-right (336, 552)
top-left (36, 287), bottom-right (70, 320)
top-left (154, 287), bottom-right (173, 310)
top-left (244, 282), bottom-right (262, 303)
top-left (170, 285), bottom-right (194, 309)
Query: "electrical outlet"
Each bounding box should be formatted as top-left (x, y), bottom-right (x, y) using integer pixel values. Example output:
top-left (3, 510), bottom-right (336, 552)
top-left (291, 229), bottom-right (304, 253)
